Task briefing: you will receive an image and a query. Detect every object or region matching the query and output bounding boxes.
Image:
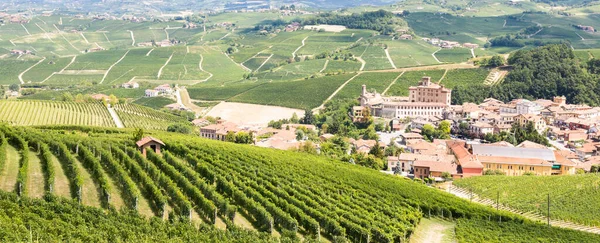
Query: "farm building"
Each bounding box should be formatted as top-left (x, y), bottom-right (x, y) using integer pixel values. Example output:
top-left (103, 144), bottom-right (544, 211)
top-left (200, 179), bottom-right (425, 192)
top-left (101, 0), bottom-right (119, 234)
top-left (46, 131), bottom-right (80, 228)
top-left (145, 89), bottom-right (159, 97)
top-left (136, 136), bottom-right (164, 157)
top-left (122, 81), bottom-right (139, 89)
top-left (398, 34), bottom-right (413, 40)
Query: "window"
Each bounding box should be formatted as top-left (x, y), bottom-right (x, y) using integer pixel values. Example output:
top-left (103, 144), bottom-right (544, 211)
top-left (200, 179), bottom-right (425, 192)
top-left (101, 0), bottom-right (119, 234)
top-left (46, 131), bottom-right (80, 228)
top-left (497, 165), bottom-right (502, 169)
top-left (508, 165), bottom-right (513, 170)
top-left (530, 167), bottom-right (535, 171)
top-left (519, 166), bottom-right (524, 170)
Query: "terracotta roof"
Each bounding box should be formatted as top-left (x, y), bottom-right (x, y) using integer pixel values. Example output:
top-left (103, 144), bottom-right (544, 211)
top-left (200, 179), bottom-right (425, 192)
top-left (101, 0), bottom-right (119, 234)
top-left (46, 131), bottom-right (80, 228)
top-left (401, 133), bottom-right (424, 139)
top-left (554, 151), bottom-right (576, 166)
top-left (517, 141), bottom-right (547, 149)
top-left (408, 140), bottom-right (437, 151)
top-left (136, 136), bottom-right (165, 147)
top-left (489, 141), bottom-right (514, 147)
top-left (413, 160), bottom-right (458, 174)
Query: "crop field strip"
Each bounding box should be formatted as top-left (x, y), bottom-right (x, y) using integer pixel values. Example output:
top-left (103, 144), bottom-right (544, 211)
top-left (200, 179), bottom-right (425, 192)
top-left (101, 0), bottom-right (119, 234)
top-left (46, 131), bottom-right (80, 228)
top-left (333, 72), bottom-right (402, 100)
top-left (0, 100), bottom-right (115, 127)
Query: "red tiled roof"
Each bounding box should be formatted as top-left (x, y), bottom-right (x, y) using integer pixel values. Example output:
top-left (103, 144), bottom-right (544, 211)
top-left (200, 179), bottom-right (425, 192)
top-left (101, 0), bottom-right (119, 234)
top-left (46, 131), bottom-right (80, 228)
top-left (413, 160), bottom-right (458, 174)
top-left (136, 136), bottom-right (165, 147)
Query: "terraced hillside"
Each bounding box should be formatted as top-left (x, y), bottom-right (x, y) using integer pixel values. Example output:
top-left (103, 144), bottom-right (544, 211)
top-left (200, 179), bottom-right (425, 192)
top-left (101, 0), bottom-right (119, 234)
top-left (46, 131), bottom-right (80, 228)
top-left (0, 126), bottom-right (598, 242)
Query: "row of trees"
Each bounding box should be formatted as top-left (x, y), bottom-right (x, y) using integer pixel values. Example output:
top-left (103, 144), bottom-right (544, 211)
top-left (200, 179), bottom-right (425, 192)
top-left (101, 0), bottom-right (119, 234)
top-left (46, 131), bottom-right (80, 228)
top-left (302, 10), bottom-right (405, 35)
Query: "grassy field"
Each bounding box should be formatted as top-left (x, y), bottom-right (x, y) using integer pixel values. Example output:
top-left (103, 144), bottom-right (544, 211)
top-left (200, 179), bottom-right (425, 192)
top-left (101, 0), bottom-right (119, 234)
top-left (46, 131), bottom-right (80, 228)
top-left (21, 56), bottom-right (73, 83)
top-left (454, 174), bottom-right (600, 227)
top-left (334, 72), bottom-right (401, 100)
top-left (361, 44), bottom-right (395, 71)
top-left (385, 40), bottom-right (440, 67)
top-left (133, 97), bottom-right (175, 109)
top-left (0, 58), bottom-right (39, 85)
top-left (187, 82), bottom-right (262, 101)
top-left (440, 68), bottom-right (490, 88)
top-left (230, 73), bottom-right (354, 109)
top-left (435, 48), bottom-right (473, 63)
top-left (0, 145), bottom-right (19, 193)
top-left (385, 70), bottom-right (446, 96)
top-left (25, 150), bottom-right (45, 199)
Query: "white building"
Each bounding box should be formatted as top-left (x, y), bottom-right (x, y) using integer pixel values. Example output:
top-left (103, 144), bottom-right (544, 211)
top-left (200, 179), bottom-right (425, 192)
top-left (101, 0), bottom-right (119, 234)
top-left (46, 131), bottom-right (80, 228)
top-left (145, 89), bottom-right (159, 97)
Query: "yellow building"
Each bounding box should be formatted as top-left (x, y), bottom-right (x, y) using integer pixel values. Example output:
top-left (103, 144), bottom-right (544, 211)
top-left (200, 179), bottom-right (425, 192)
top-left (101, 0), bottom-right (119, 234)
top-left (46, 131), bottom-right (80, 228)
top-left (472, 144), bottom-right (576, 176)
top-left (515, 114), bottom-right (547, 133)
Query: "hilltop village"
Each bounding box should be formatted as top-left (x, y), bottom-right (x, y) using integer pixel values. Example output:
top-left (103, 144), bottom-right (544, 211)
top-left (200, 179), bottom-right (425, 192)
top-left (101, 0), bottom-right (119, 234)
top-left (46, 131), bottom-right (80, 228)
top-left (198, 75), bottom-right (600, 180)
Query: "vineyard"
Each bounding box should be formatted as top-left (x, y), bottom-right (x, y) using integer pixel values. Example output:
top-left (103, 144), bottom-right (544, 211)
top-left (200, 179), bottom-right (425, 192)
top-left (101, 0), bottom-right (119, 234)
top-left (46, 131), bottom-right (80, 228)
top-left (113, 103), bottom-right (189, 130)
top-left (454, 174), bottom-right (600, 227)
top-left (0, 126), bottom-right (598, 242)
top-left (0, 100), bottom-right (115, 127)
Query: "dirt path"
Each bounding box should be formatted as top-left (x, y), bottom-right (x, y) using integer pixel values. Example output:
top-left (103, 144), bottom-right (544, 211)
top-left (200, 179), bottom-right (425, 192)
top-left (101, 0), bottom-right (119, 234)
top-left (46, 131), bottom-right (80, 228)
top-left (21, 24), bottom-right (31, 35)
top-left (438, 69), bottom-right (449, 83)
top-left (0, 145), bottom-right (20, 192)
top-left (107, 106), bottom-right (124, 128)
top-left (53, 24), bottom-right (80, 53)
top-left (104, 171), bottom-right (125, 210)
top-left (197, 54), bottom-right (213, 83)
top-left (432, 48), bottom-right (442, 63)
top-left (356, 57), bottom-right (366, 71)
top-left (157, 52), bottom-right (174, 79)
top-left (313, 72), bottom-right (362, 112)
top-left (255, 54), bottom-right (273, 72)
top-left (26, 150), bottom-right (45, 199)
top-left (50, 153), bottom-right (71, 198)
top-left (80, 32), bottom-right (90, 44)
top-left (382, 71), bottom-right (405, 95)
top-left (146, 48), bottom-right (154, 56)
top-left (320, 59), bottom-right (329, 73)
top-left (19, 57), bottom-right (46, 84)
top-left (41, 55), bottom-right (77, 83)
top-left (75, 157), bottom-right (101, 207)
top-left (292, 36), bottom-right (308, 58)
top-left (385, 48), bottom-right (397, 69)
top-left (100, 50), bottom-right (129, 84)
top-left (410, 218), bottom-right (456, 243)
top-left (470, 48), bottom-right (476, 58)
top-left (179, 87), bottom-right (204, 115)
top-left (128, 30), bottom-right (135, 46)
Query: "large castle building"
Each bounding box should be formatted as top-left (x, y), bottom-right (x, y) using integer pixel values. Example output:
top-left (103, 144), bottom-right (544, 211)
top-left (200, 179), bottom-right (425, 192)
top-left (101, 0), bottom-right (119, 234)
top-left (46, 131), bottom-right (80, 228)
top-left (353, 77), bottom-right (452, 120)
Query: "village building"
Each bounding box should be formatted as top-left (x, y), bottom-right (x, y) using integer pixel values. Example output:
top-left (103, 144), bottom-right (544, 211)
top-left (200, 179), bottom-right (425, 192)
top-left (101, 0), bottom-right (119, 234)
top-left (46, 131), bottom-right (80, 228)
top-left (413, 160), bottom-right (458, 179)
top-left (576, 25), bottom-right (595, 33)
top-left (469, 144), bottom-right (576, 175)
top-left (462, 43), bottom-right (479, 49)
top-left (145, 89), bottom-right (159, 97)
top-left (121, 81), bottom-right (139, 89)
top-left (398, 34), bottom-right (413, 40)
top-left (354, 77), bottom-right (451, 119)
top-left (200, 120), bottom-right (242, 141)
top-left (91, 94), bottom-right (110, 102)
top-left (155, 84), bottom-right (174, 94)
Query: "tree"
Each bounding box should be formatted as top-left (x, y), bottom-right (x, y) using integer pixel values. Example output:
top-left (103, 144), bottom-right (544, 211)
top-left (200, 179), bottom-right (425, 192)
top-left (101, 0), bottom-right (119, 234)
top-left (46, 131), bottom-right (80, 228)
top-left (133, 128), bottom-right (144, 142)
top-left (8, 84), bottom-right (20, 92)
top-left (290, 112), bottom-right (299, 123)
top-left (235, 131), bottom-right (253, 144)
top-left (295, 129), bottom-right (305, 141)
top-left (302, 109), bottom-right (314, 124)
top-left (167, 124), bottom-right (192, 134)
top-left (441, 172), bottom-right (452, 180)
top-left (368, 142), bottom-right (384, 159)
top-left (61, 92), bottom-right (74, 102)
top-left (225, 131), bottom-right (236, 143)
top-left (487, 55), bottom-right (505, 67)
top-left (108, 94), bottom-right (118, 107)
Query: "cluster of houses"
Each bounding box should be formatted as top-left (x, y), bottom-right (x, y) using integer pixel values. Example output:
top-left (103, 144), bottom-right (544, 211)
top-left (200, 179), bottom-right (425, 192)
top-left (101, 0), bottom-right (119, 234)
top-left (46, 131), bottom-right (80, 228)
top-left (10, 49), bottom-right (32, 55)
top-left (284, 22), bottom-right (301, 32)
top-left (145, 84), bottom-right (173, 97)
top-left (422, 37), bottom-right (479, 49)
top-left (0, 13), bottom-right (29, 24)
top-left (576, 25), bottom-right (595, 33)
top-left (387, 137), bottom-right (578, 180)
top-left (138, 39), bottom-right (174, 47)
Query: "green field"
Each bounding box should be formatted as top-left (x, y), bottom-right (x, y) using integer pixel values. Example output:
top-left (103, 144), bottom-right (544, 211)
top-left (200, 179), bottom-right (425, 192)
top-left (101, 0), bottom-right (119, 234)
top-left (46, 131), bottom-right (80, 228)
top-left (230, 74), bottom-right (354, 109)
top-left (187, 82), bottom-right (263, 101)
top-left (361, 44), bottom-right (394, 71)
top-left (133, 97), bottom-right (175, 109)
top-left (385, 70), bottom-right (446, 96)
top-left (385, 40), bottom-right (440, 67)
top-left (334, 72), bottom-right (401, 100)
top-left (113, 103), bottom-right (188, 130)
top-left (454, 174), bottom-right (600, 227)
top-left (440, 68), bottom-right (490, 88)
top-left (435, 48), bottom-right (473, 63)
top-left (0, 58), bottom-right (39, 85)
top-left (21, 56), bottom-right (73, 83)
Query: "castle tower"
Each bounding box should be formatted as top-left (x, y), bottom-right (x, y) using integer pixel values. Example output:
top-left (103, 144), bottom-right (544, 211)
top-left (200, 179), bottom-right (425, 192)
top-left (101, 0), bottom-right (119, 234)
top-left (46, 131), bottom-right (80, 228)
top-left (362, 84), bottom-right (367, 96)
